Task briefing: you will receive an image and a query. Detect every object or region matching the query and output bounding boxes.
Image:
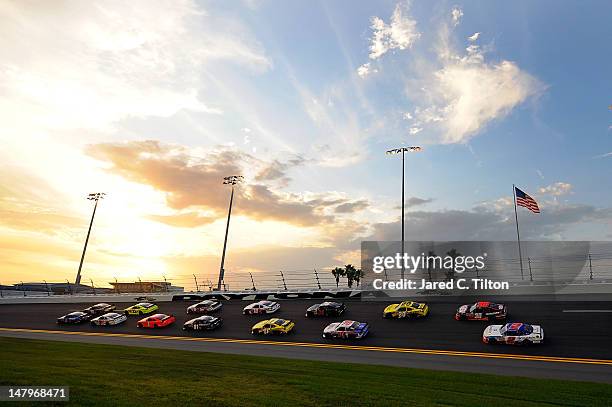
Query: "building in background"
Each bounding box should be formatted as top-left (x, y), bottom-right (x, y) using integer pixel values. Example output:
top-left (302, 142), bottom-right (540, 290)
top-left (109, 281), bottom-right (184, 293)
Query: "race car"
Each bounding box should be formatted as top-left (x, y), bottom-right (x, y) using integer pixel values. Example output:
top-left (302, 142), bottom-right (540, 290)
top-left (90, 312), bottom-right (127, 326)
top-left (57, 311), bottom-right (92, 325)
top-left (183, 315), bottom-right (223, 331)
top-left (134, 296), bottom-right (157, 302)
top-left (305, 302), bottom-right (346, 317)
top-left (455, 301), bottom-right (507, 321)
top-left (83, 303), bottom-right (116, 316)
top-left (124, 302), bottom-right (159, 316)
top-left (243, 300), bottom-right (280, 315)
top-left (383, 301), bottom-right (429, 319)
top-left (136, 313), bottom-right (176, 329)
top-left (186, 300), bottom-right (222, 314)
top-left (322, 320), bottom-right (369, 339)
top-left (483, 322), bottom-right (544, 345)
top-left (251, 318), bottom-right (295, 335)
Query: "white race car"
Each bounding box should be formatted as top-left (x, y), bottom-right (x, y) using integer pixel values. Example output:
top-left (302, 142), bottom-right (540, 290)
top-left (322, 320), bottom-right (370, 339)
top-left (483, 322), bottom-right (544, 345)
top-left (90, 312), bottom-right (128, 326)
top-left (243, 300), bottom-right (280, 315)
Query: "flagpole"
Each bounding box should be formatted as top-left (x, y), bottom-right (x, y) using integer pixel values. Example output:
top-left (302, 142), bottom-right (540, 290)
top-left (513, 184), bottom-right (524, 280)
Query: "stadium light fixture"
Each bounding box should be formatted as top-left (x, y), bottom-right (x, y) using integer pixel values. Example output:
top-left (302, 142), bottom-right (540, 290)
top-left (217, 175), bottom-right (244, 290)
top-left (75, 193), bottom-right (106, 288)
top-left (386, 147), bottom-right (422, 280)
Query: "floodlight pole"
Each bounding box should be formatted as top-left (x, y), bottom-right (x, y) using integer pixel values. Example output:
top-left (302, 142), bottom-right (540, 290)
top-left (217, 175), bottom-right (243, 291)
top-left (386, 147), bottom-right (422, 280)
top-left (75, 193), bottom-right (105, 287)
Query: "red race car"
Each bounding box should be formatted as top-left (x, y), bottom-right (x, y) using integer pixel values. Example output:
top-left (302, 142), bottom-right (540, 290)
top-left (137, 313), bottom-right (176, 329)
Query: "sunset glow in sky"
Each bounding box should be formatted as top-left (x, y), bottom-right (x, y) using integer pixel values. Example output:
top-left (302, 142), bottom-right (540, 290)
top-left (1, 1), bottom-right (611, 288)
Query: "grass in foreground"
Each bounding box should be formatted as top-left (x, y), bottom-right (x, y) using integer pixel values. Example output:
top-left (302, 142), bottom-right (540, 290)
top-left (0, 338), bottom-right (611, 406)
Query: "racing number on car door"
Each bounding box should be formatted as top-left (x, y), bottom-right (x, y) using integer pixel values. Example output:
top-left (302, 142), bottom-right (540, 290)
top-left (506, 336), bottom-right (515, 344)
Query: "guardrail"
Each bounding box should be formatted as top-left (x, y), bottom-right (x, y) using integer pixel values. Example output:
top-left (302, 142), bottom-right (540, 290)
top-left (2, 251), bottom-right (612, 298)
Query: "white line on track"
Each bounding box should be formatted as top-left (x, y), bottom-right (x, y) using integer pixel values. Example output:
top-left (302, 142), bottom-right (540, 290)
top-left (562, 310), bottom-right (612, 313)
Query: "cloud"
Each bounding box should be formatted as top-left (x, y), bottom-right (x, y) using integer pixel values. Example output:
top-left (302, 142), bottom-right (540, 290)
top-left (368, 204), bottom-right (612, 242)
top-left (467, 32), bottom-right (481, 42)
top-left (451, 7), bottom-right (463, 26)
top-left (594, 152), bottom-right (612, 159)
top-left (357, 62), bottom-right (378, 78)
top-left (334, 199), bottom-right (369, 213)
top-left (539, 182), bottom-right (573, 196)
top-left (86, 140), bottom-right (339, 227)
top-left (146, 212), bottom-right (216, 228)
top-left (408, 19), bottom-right (543, 144)
top-left (405, 197), bottom-right (433, 207)
top-left (254, 155), bottom-right (306, 185)
top-left (367, 1), bottom-right (420, 60)
top-left (0, 0), bottom-right (271, 132)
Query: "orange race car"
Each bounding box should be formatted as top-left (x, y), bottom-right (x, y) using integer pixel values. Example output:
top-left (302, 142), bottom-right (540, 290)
top-left (136, 313), bottom-right (176, 329)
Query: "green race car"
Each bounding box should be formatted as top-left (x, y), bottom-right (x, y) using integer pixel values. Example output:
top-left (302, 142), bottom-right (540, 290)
top-left (124, 302), bottom-right (159, 316)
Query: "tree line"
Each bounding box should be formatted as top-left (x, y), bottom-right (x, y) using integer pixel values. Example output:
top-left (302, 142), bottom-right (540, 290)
top-left (330, 264), bottom-right (363, 288)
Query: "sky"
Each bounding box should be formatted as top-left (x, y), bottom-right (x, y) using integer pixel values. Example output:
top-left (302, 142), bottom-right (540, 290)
top-left (1, 0), bottom-right (611, 288)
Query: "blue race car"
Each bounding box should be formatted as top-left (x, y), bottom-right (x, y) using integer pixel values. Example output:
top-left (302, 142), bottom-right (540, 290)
top-left (322, 320), bottom-right (369, 339)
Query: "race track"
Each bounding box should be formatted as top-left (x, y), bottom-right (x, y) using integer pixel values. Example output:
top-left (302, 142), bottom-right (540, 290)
top-left (1, 299), bottom-right (611, 382)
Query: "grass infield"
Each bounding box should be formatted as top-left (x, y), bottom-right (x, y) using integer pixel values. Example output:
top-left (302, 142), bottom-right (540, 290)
top-left (0, 337), bottom-right (611, 406)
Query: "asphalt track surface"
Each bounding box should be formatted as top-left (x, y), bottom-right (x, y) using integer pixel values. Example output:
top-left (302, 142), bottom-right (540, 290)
top-left (1, 300), bottom-right (612, 383)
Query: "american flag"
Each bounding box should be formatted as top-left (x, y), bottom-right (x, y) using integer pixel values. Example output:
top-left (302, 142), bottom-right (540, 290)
top-left (515, 187), bottom-right (540, 213)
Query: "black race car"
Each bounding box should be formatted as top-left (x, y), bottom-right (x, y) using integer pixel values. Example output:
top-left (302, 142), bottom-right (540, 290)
top-left (57, 311), bottom-right (92, 325)
top-left (305, 302), bottom-right (346, 317)
top-left (186, 300), bottom-right (222, 314)
top-left (183, 315), bottom-right (223, 331)
top-left (83, 303), bottom-right (116, 316)
top-left (455, 301), bottom-right (507, 321)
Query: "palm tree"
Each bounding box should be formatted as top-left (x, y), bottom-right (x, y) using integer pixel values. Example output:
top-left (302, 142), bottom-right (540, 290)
top-left (354, 268), bottom-right (364, 287)
top-left (344, 264), bottom-right (357, 288)
top-left (331, 267), bottom-right (345, 288)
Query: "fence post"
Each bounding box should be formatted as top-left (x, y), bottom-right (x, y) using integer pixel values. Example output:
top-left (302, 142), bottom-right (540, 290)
top-left (249, 272), bottom-right (256, 291)
top-left (44, 280), bottom-right (50, 296)
top-left (193, 274), bottom-right (199, 292)
top-left (66, 279), bottom-right (73, 295)
top-left (588, 253), bottom-right (593, 280)
top-left (138, 277), bottom-right (143, 293)
top-left (313, 269), bottom-right (322, 290)
top-left (528, 257), bottom-right (533, 282)
top-left (0, 282), bottom-right (3, 298)
top-left (21, 281), bottom-right (26, 297)
top-left (163, 275), bottom-right (168, 292)
top-left (114, 277), bottom-right (119, 294)
top-left (279, 271), bottom-right (287, 290)
top-left (90, 278), bottom-right (96, 295)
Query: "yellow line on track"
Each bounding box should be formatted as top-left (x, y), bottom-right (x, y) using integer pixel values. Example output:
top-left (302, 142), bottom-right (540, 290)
top-left (1, 327), bottom-right (611, 366)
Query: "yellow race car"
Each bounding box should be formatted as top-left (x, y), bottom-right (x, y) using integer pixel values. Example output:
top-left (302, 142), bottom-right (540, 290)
top-left (383, 301), bottom-right (429, 319)
top-left (251, 318), bottom-right (295, 336)
top-left (124, 302), bottom-right (159, 316)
